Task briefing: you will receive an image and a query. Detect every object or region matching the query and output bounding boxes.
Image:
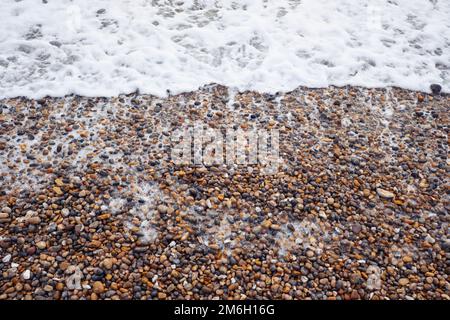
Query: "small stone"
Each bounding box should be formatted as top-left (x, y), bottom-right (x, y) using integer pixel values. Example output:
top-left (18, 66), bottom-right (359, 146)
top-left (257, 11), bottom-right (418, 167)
top-left (306, 250), bottom-right (314, 258)
top-left (350, 157), bottom-right (360, 166)
top-left (180, 232), bottom-right (189, 241)
top-left (26, 216), bottom-right (41, 225)
top-left (402, 256), bottom-right (413, 263)
top-left (79, 130), bottom-right (89, 138)
top-left (270, 224), bottom-right (281, 231)
top-left (43, 285), bottom-right (53, 292)
top-left (376, 188), bottom-right (395, 199)
top-left (157, 205), bottom-right (168, 214)
top-left (103, 258), bottom-right (114, 270)
top-left (2, 254), bottom-right (11, 263)
top-left (79, 190), bottom-right (88, 197)
top-left (0, 212), bottom-right (9, 219)
top-left (425, 235), bottom-right (435, 244)
top-left (36, 241), bottom-right (47, 249)
top-left (53, 186), bottom-right (63, 195)
top-left (92, 281), bottom-right (105, 294)
top-left (98, 213), bottom-right (111, 220)
top-left (430, 84), bottom-right (441, 95)
top-left (157, 292), bottom-right (167, 299)
top-left (1, 207), bottom-right (11, 214)
top-left (167, 284), bottom-right (175, 292)
top-left (55, 178), bottom-right (64, 186)
top-left (21, 270), bottom-right (31, 280)
top-left (441, 240), bottom-right (450, 251)
top-left (326, 197), bottom-right (334, 205)
top-left (253, 226), bottom-right (262, 234)
top-left (318, 211), bottom-right (327, 219)
top-left (399, 278), bottom-right (409, 286)
top-left (352, 223), bottom-right (362, 234)
top-left (89, 240), bottom-right (102, 248)
top-left (261, 220), bottom-right (272, 229)
top-left (59, 261), bottom-right (70, 271)
top-left (351, 290), bottom-right (361, 300)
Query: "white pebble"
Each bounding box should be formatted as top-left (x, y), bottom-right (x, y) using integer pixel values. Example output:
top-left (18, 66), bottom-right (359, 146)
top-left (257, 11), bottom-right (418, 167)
top-left (22, 269), bottom-right (31, 280)
top-left (2, 254), bottom-right (11, 263)
top-left (425, 235), bottom-right (435, 244)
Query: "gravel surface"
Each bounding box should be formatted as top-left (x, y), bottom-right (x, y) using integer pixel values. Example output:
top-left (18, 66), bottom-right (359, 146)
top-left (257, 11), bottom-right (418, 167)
top-left (0, 85), bottom-right (448, 300)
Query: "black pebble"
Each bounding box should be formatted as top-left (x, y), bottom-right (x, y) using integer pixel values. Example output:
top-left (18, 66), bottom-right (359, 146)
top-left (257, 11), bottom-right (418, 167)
top-left (430, 84), bottom-right (441, 95)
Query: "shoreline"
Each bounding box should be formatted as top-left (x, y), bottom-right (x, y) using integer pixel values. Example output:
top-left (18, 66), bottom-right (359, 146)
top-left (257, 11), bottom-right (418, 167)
top-left (1, 83), bottom-right (448, 102)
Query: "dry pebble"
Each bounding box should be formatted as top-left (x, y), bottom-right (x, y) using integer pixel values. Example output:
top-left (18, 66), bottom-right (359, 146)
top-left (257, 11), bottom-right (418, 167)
top-left (376, 188), bottom-right (395, 199)
top-left (93, 282), bottom-right (105, 294)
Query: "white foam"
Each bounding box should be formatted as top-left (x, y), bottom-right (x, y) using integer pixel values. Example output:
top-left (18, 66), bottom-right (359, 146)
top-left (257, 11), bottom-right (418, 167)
top-left (0, 0), bottom-right (449, 98)
top-left (127, 182), bottom-right (167, 243)
top-left (276, 219), bottom-right (330, 256)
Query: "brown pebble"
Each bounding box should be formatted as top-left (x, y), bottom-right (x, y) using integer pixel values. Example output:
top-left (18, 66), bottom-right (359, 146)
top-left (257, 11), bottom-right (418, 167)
top-left (93, 281), bottom-right (105, 294)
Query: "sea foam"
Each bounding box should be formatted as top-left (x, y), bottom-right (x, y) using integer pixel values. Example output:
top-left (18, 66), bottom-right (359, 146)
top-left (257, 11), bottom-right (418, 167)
top-left (0, 0), bottom-right (448, 98)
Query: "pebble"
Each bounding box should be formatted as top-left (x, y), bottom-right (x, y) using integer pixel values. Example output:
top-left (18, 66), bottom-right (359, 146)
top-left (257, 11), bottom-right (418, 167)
top-left (425, 235), bottom-right (435, 244)
top-left (2, 254), bottom-right (11, 263)
top-left (157, 205), bottom-right (168, 214)
top-left (103, 258), bottom-right (114, 270)
top-left (0, 212), bottom-right (9, 219)
top-left (1, 207), bottom-right (11, 214)
top-left (53, 186), bottom-right (63, 195)
top-left (93, 281), bottom-right (105, 294)
top-left (430, 84), bottom-right (441, 95)
top-left (402, 256), bottom-right (413, 263)
top-left (352, 223), bottom-right (362, 234)
top-left (79, 190), bottom-right (88, 197)
top-left (376, 188), bottom-right (395, 199)
top-left (21, 270), bottom-right (31, 280)
top-left (44, 285), bottom-right (53, 292)
top-left (0, 85), bottom-right (447, 301)
top-left (363, 189), bottom-right (371, 197)
top-left (36, 241), bottom-right (47, 249)
top-left (158, 292), bottom-right (167, 299)
top-left (26, 216), bottom-right (41, 225)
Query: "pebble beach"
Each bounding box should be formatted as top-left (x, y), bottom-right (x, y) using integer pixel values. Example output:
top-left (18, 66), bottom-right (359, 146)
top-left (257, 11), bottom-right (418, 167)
top-left (0, 85), bottom-right (448, 300)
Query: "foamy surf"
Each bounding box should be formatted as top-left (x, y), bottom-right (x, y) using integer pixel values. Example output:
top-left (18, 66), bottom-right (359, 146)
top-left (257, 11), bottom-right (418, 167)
top-left (0, 0), bottom-right (449, 98)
